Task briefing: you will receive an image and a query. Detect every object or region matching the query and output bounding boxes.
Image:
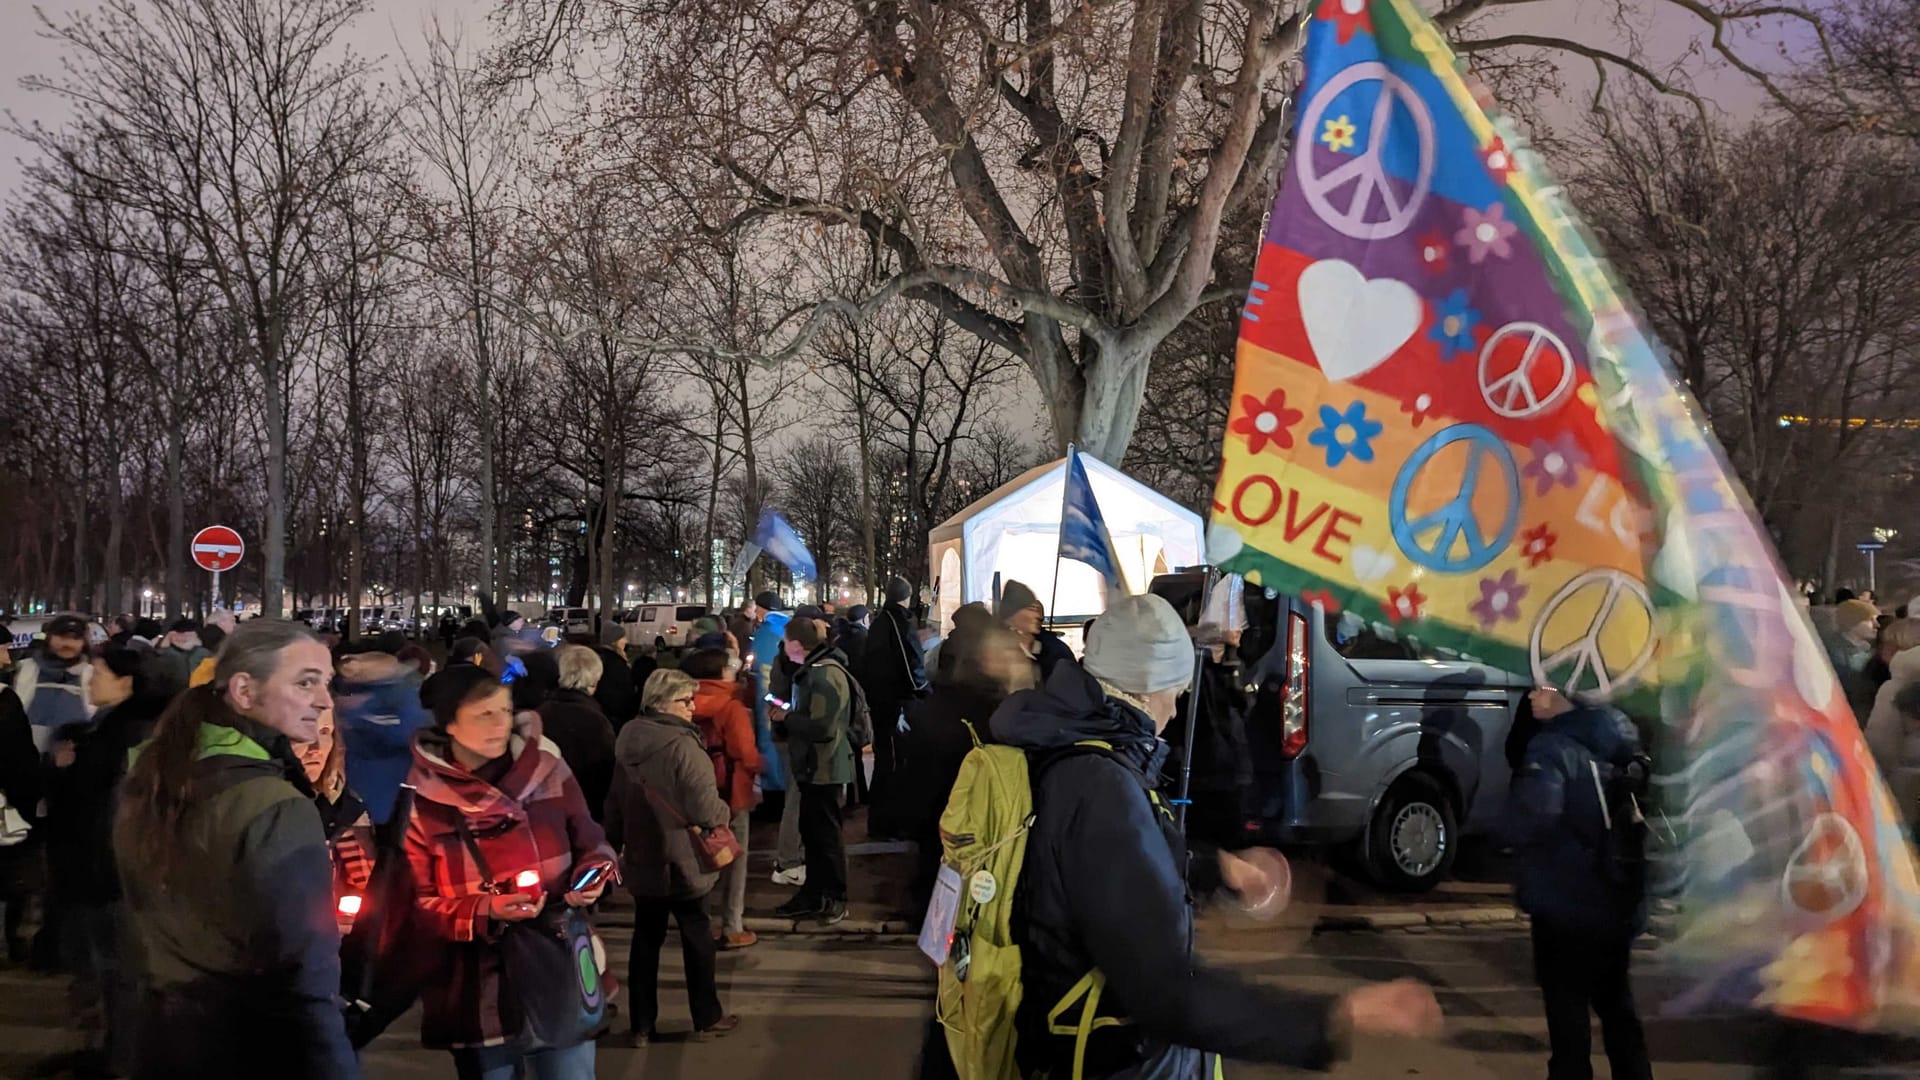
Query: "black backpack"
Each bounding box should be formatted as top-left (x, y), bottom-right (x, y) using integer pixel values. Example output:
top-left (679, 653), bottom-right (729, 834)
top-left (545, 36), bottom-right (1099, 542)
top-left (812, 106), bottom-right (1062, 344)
top-left (1589, 750), bottom-right (1652, 893)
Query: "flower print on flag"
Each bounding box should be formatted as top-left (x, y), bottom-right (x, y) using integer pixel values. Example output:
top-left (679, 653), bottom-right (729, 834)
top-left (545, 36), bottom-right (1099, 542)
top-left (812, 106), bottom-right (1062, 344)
top-left (1482, 136), bottom-right (1516, 184)
top-left (1321, 0), bottom-right (1372, 45)
top-left (1522, 435), bottom-right (1589, 496)
top-left (1321, 115), bottom-right (1358, 153)
top-left (1470, 571), bottom-right (1528, 629)
top-left (1385, 584), bottom-right (1427, 623)
top-left (1427, 289), bottom-right (1481, 359)
top-left (1231, 389), bottom-right (1306, 455)
top-left (1455, 203), bottom-right (1519, 264)
top-left (1520, 523), bottom-right (1558, 567)
top-left (1301, 588), bottom-right (1342, 613)
top-left (1308, 401), bottom-right (1385, 468)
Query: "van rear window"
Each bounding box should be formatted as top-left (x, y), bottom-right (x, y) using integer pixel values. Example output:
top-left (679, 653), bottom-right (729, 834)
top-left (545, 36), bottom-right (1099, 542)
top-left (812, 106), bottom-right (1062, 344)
top-left (1324, 609), bottom-right (1463, 662)
top-left (675, 606), bottom-right (706, 620)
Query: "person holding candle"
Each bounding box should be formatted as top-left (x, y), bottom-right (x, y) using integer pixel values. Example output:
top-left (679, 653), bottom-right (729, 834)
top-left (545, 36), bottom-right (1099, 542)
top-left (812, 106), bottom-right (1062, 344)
top-left (404, 664), bottom-right (617, 1080)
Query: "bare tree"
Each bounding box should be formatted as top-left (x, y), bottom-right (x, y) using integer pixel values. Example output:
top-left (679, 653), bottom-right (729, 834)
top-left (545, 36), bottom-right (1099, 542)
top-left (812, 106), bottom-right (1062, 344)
top-left (30, 0), bottom-right (388, 616)
top-left (488, 0), bottom-right (1828, 463)
top-left (399, 21), bottom-right (527, 611)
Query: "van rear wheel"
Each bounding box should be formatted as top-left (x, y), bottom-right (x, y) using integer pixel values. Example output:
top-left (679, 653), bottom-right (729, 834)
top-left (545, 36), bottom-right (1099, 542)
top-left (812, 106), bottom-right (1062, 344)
top-left (1364, 773), bottom-right (1458, 892)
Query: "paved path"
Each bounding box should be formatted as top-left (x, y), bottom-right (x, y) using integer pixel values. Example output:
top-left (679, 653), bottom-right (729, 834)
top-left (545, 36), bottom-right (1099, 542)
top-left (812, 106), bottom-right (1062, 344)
top-left (6, 919), bottom-right (1914, 1078)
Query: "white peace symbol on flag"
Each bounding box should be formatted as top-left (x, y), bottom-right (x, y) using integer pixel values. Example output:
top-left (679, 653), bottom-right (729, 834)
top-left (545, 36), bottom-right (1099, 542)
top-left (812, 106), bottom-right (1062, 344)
top-left (1477, 322), bottom-right (1576, 419)
top-left (1295, 62), bottom-right (1437, 240)
top-left (1528, 568), bottom-right (1655, 700)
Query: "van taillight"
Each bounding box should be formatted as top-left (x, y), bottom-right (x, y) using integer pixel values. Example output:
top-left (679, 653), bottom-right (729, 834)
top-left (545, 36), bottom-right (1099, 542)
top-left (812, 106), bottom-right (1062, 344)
top-left (1279, 611), bottom-right (1309, 759)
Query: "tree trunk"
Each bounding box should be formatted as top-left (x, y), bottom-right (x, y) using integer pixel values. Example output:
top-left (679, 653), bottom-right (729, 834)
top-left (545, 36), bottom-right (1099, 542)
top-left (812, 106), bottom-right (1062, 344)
top-left (346, 362), bottom-right (368, 641)
top-left (738, 363), bottom-right (765, 597)
top-left (704, 407), bottom-right (722, 607)
top-left (1824, 511), bottom-right (1845, 594)
top-left (852, 378), bottom-right (879, 606)
top-left (103, 458), bottom-right (125, 616)
top-left (264, 346), bottom-right (289, 619)
top-left (599, 436), bottom-right (619, 630)
top-left (476, 328), bottom-right (497, 611)
top-left (165, 421), bottom-right (185, 622)
top-left (1074, 336), bottom-right (1157, 463)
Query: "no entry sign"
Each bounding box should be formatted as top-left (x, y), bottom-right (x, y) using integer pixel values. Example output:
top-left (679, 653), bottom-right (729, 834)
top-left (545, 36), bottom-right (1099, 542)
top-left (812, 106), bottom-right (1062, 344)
top-left (191, 525), bottom-right (245, 573)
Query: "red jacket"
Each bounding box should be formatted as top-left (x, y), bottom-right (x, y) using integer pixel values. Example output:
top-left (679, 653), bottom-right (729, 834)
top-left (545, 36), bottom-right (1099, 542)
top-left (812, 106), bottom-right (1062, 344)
top-left (692, 679), bottom-right (762, 813)
top-left (403, 712), bottom-right (614, 1049)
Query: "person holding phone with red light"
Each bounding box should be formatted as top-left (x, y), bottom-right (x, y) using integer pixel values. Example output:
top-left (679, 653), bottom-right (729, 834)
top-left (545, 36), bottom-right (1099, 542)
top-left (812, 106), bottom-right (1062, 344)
top-left (403, 665), bottom-right (616, 1080)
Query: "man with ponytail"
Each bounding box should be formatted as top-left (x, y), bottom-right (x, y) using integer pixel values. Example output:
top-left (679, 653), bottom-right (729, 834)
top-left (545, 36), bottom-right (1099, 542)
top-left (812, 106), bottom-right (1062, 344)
top-left (115, 619), bottom-right (358, 1079)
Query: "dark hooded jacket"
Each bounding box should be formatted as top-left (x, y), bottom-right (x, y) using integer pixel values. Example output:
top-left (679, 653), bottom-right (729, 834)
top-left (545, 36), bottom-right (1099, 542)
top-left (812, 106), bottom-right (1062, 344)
top-left (44, 693), bottom-right (166, 903)
top-left (862, 603), bottom-right (928, 722)
top-left (995, 664), bottom-right (1345, 1079)
top-left (537, 687), bottom-right (618, 823)
top-left (1506, 704), bottom-right (1649, 936)
top-left (591, 644), bottom-right (639, 730)
top-left (116, 716), bottom-right (357, 1080)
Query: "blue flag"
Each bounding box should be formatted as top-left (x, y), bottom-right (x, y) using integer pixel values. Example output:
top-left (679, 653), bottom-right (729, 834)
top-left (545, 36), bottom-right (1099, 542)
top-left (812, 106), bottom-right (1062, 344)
top-left (1058, 449), bottom-right (1127, 593)
top-left (751, 509), bottom-right (817, 583)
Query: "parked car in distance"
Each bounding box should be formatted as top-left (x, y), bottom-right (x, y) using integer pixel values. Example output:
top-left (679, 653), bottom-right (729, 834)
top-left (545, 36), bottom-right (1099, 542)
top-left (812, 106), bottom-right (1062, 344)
top-left (623, 604), bottom-right (709, 651)
top-left (546, 607), bottom-right (593, 636)
top-left (1150, 572), bottom-right (1527, 893)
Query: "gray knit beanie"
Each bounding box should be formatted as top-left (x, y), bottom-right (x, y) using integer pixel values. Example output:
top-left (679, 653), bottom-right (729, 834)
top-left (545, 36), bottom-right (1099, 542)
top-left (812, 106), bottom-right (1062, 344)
top-left (995, 579), bottom-right (1042, 622)
top-left (1081, 593), bottom-right (1193, 695)
top-left (886, 576), bottom-right (913, 605)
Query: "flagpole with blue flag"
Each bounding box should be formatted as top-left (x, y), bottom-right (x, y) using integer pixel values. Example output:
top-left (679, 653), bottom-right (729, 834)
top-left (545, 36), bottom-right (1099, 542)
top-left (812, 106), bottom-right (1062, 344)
top-left (750, 508), bottom-right (818, 589)
top-left (1051, 447), bottom-right (1130, 623)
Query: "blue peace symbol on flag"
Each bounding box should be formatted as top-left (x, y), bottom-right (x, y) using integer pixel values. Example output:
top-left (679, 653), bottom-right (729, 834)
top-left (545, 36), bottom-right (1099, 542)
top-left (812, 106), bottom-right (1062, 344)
top-left (1389, 424), bottom-right (1521, 573)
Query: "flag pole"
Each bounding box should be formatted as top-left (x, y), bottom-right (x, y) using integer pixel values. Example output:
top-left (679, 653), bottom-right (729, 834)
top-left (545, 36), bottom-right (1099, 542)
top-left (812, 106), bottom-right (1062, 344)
top-left (1174, 565), bottom-right (1220, 836)
top-left (1047, 445), bottom-right (1074, 631)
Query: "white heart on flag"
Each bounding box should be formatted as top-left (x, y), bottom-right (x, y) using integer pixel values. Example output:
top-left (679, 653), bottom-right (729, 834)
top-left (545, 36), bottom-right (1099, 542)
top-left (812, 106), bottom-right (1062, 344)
top-left (1206, 520), bottom-right (1246, 565)
top-left (1296, 259), bottom-right (1422, 382)
top-left (1350, 545), bottom-right (1396, 582)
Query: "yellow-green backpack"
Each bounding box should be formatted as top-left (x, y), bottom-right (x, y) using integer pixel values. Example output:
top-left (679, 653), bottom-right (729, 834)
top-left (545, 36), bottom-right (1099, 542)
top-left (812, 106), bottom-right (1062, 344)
top-left (935, 732), bottom-right (1133, 1080)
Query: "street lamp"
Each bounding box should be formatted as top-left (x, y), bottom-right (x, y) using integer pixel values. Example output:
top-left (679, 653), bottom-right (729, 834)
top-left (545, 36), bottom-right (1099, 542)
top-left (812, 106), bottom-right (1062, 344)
top-left (142, 588), bottom-right (153, 617)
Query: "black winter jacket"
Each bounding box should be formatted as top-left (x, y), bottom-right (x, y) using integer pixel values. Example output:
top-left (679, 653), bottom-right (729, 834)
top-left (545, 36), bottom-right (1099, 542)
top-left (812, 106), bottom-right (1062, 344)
top-left (1031, 629), bottom-right (1076, 684)
top-left (1162, 646), bottom-right (1252, 795)
top-left (1507, 705), bottom-right (1649, 936)
top-left (591, 645), bottom-right (639, 730)
top-left (862, 604), bottom-right (928, 711)
top-left (994, 664), bottom-right (1344, 1079)
top-left (537, 688), bottom-right (618, 823)
top-left (43, 694), bottom-right (166, 903)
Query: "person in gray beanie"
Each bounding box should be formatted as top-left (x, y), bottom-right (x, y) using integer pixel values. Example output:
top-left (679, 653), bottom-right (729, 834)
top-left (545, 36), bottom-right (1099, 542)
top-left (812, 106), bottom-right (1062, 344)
top-left (995, 579), bottom-right (1076, 683)
top-left (979, 593), bottom-right (1441, 1078)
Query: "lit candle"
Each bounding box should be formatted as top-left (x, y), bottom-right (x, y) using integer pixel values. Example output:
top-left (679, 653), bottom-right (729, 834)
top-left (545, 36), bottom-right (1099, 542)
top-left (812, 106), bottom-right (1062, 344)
top-left (337, 894), bottom-right (362, 917)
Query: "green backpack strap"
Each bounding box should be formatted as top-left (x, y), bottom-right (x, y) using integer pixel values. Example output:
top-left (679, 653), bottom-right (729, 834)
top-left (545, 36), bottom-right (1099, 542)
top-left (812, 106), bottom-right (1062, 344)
top-left (1045, 970), bottom-right (1132, 1080)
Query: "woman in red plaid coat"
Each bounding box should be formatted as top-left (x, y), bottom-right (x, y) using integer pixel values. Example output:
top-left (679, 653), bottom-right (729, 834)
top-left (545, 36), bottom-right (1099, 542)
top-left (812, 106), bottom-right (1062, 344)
top-left (404, 665), bottom-right (617, 1080)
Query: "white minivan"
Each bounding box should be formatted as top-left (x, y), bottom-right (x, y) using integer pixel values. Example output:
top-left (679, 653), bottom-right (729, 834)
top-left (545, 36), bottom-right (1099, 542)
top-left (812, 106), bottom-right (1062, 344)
top-left (624, 604), bottom-right (709, 652)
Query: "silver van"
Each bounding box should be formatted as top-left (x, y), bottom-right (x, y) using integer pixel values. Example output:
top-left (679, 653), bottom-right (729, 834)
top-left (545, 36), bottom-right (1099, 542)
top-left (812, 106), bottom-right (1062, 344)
top-left (1165, 578), bottom-right (1527, 892)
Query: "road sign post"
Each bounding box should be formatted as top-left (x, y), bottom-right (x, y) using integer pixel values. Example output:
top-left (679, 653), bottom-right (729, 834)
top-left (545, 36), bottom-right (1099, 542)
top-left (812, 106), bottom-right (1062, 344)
top-left (192, 525), bottom-right (245, 612)
top-left (1856, 540), bottom-right (1887, 594)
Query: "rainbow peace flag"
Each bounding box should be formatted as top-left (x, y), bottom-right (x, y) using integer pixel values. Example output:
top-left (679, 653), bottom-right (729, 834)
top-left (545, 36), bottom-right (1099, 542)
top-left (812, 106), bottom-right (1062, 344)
top-left (1209, 0), bottom-right (1920, 1031)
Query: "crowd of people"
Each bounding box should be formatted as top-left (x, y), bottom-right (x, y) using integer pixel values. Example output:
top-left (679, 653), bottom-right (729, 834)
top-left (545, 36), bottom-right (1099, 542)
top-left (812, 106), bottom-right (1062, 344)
top-left (12, 578), bottom-right (1909, 1078)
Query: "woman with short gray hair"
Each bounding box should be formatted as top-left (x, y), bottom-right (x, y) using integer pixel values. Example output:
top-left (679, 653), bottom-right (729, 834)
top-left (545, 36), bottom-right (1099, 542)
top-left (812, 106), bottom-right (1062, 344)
top-left (606, 665), bottom-right (738, 1044)
top-left (556, 643), bottom-right (604, 694)
top-left (640, 668), bottom-right (698, 716)
top-left (536, 645), bottom-right (618, 825)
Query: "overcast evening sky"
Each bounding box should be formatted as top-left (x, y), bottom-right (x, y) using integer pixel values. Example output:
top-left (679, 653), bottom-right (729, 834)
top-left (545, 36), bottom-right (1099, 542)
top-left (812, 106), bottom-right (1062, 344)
top-left (0, 0), bottom-right (1808, 205)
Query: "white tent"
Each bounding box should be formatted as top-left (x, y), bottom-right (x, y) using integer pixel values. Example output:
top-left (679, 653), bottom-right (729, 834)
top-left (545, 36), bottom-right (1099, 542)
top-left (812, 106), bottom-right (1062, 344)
top-left (927, 454), bottom-right (1205, 633)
